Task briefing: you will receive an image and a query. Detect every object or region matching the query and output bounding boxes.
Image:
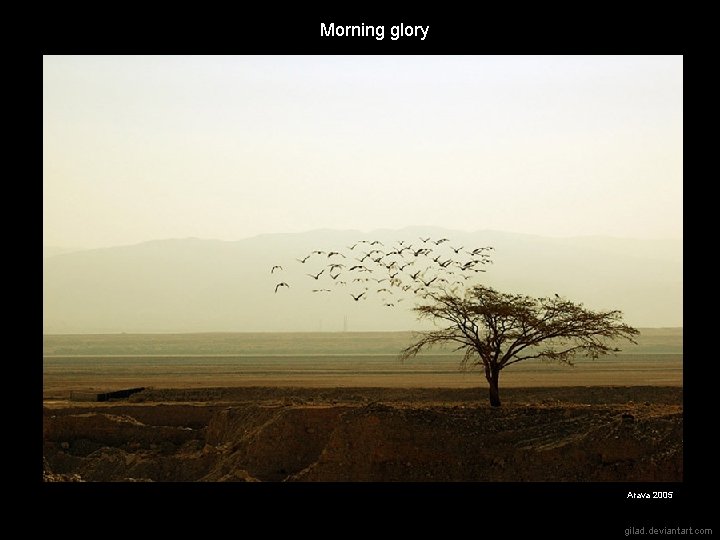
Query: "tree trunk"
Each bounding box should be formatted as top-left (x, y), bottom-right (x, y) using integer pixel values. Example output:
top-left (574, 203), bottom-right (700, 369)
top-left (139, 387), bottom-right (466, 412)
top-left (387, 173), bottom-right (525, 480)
top-left (488, 367), bottom-right (501, 407)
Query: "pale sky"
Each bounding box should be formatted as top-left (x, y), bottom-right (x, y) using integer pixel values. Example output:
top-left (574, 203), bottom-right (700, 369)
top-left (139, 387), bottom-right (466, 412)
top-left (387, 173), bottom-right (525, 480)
top-left (43, 55), bottom-right (683, 249)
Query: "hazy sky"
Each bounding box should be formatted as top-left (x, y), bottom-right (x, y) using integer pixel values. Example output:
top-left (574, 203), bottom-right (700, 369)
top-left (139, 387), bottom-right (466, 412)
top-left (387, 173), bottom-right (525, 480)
top-left (43, 55), bottom-right (683, 249)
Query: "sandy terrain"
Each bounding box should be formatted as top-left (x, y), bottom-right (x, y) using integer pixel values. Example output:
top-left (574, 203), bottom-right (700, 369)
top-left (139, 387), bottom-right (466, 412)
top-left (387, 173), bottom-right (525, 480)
top-left (43, 385), bottom-right (682, 482)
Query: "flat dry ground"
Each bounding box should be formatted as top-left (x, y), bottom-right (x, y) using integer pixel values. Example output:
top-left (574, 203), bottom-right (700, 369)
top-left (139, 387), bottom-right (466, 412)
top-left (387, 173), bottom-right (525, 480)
top-left (43, 356), bottom-right (682, 398)
top-left (42, 331), bottom-right (683, 482)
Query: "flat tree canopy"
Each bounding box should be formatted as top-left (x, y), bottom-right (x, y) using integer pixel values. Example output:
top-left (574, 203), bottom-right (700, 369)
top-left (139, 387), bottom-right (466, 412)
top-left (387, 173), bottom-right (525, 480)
top-left (400, 285), bottom-right (639, 406)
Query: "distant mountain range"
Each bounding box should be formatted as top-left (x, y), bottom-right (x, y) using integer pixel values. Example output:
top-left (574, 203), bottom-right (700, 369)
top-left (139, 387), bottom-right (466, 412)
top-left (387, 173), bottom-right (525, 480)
top-left (42, 227), bottom-right (682, 333)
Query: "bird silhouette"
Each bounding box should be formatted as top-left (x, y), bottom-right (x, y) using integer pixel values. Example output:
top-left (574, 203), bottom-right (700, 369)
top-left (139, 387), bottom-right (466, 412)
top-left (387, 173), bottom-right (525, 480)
top-left (271, 265), bottom-right (283, 274)
top-left (274, 282), bottom-right (290, 293)
top-left (313, 289), bottom-right (332, 293)
top-left (450, 246), bottom-right (463, 254)
top-left (327, 251), bottom-right (345, 258)
top-left (370, 240), bottom-right (384, 246)
top-left (307, 270), bottom-right (324, 280)
top-left (435, 238), bottom-right (449, 245)
top-left (296, 255), bottom-right (311, 264)
top-left (311, 250), bottom-right (325, 255)
top-left (351, 292), bottom-right (366, 301)
top-left (347, 243), bottom-right (359, 250)
top-left (422, 277), bottom-right (437, 287)
top-left (419, 237), bottom-right (431, 243)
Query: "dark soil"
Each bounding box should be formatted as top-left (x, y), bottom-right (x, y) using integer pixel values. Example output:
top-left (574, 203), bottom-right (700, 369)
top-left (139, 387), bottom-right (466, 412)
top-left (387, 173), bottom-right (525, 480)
top-left (42, 386), bottom-right (682, 482)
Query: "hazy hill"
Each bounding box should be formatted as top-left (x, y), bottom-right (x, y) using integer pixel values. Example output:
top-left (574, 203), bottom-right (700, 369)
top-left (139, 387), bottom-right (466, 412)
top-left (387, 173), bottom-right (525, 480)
top-left (42, 228), bottom-right (682, 333)
top-left (43, 246), bottom-right (82, 259)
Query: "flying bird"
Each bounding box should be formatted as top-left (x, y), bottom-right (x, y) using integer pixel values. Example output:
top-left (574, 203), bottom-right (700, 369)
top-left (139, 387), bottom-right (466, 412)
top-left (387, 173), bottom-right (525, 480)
top-left (311, 250), bottom-right (326, 255)
top-left (271, 265), bottom-right (283, 274)
top-left (313, 289), bottom-right (332, 293)
top-left (419, 237), bottom-right (431, 243)
top-left (351, 292), bottom-right (366, 301)
top-left (422, 277), bottom-right (437, 287)
top-left (307, 270), bottom-right (325, 280)
top-left (327, 251), bottom-right (345, 258)
top-left (434, 238), bottom-right (449, 245)
top-left (370, 240), bottom-right (384, 246)
top-left (274, 282), bottom-right (290, 293)
top-left (296, 255), bottom-right (311, 264)
top-left (450, 246), bottom-right (463, 254)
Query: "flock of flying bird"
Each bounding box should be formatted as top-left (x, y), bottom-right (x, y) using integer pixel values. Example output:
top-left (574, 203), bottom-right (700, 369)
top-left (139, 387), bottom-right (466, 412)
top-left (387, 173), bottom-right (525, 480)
top-left (272, 236), bottom-right (493, 306)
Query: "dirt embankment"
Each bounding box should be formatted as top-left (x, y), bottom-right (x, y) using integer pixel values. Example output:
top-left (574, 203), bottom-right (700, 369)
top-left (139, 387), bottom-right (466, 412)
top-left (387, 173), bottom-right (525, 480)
top-left (42, 386), bottom-right (683, 482)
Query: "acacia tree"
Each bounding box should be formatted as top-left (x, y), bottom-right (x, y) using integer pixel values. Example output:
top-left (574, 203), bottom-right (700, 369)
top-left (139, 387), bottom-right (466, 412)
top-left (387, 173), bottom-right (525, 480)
top-left (400, 285), bottom-right (639, 407)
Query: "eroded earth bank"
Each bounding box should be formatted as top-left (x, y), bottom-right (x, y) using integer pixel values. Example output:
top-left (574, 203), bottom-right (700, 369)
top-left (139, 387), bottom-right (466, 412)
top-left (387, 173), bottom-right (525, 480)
top-left (43, 386), bottom-right (682, 482)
